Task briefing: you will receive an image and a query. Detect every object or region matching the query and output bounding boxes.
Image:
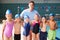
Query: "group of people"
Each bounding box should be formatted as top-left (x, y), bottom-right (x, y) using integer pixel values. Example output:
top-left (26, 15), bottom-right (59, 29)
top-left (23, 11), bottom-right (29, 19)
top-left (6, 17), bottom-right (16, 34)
top-left (2, 1), bottom-right (57, 40)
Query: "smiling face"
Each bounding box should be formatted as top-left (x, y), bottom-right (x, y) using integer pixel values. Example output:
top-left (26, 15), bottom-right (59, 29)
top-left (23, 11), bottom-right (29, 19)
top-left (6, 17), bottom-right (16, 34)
top-left (24, 18), bottom-right (29, 23)
top-left (5, 14), bottom-right (12, 20)
top-left (49, 16), bottom-right (54, 21)
top-left (28, 1), bottom-right (34, 10)
top-left (34, 14), bottom-right (39, 21)
top-left (42, 17), bottom-right (46, 23)
top-left (28, 3), bottom-right (34, 10)
top-left (15, 17), bottom-right (21, 22)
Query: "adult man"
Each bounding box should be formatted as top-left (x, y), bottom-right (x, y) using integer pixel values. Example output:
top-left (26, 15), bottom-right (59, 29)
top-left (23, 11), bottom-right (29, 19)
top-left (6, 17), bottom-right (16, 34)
top-left (20, 1), bottom-right (40, 40)
top-left (20, 1), bottom-right (40, 20)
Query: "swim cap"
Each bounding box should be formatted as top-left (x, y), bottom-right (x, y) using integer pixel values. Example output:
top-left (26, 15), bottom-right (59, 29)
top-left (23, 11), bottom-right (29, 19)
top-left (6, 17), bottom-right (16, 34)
top-left (6, 9), bottom-right (12, 14)
top-left (24, 15), bottom-right (29, 19)
top-left (49, 13), bottom-right (55, 17)
top-left (15, 13), bottom-right (20, 18)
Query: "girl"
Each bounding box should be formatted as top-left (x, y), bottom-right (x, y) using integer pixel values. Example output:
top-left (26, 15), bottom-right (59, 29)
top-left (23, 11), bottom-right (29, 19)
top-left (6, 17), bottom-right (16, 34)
top-left (32, 14), bottom-right (40, 40)
top-left (40, 16), bottom-right (47, 40)
top-left (23, 15), bottom-right (31, 40)
top-left (2, 9), bottom-right (14, 40)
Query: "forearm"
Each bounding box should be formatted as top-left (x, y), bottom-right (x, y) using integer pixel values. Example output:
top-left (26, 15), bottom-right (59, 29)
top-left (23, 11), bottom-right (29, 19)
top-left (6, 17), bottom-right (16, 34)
top-left (2, 20), bottom-right (6, 40)
top-left (2, 29), bottom-right (4, 40)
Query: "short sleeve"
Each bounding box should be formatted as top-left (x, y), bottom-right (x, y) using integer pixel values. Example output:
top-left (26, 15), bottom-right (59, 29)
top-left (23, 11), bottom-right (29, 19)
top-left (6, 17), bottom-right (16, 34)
top-left (35, 10), bottom-right (40, 17)
top-left (20, 10), bottom-right (25, 18)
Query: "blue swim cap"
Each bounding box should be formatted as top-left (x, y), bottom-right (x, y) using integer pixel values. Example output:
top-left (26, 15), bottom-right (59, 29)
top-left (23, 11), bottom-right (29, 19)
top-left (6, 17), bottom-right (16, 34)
top-left (6, 9), bottom-right (12, 14)
top-left (49, 13), bottom-right (55, 17)
top-left (24, 15), bottom-right (29, 19)
top-left (15, 14), bottom-right (20, 18)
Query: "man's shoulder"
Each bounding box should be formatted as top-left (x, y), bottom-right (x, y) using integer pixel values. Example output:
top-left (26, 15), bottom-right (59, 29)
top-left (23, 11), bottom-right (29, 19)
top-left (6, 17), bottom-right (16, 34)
top-left (22, 9), bottom-right (29, 12)
top-left (21, 9), bottom-right (28, 14)
top-left (33, 9), bottom-right (38, 13)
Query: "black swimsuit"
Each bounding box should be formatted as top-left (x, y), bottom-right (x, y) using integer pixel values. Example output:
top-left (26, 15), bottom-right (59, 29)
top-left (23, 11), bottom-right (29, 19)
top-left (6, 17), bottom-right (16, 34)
top-left (32, 23), bottom-right (40, 34)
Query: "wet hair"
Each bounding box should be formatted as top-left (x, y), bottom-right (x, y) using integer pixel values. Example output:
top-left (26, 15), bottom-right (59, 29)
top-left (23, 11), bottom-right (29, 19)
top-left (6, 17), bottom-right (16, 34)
top-left (42, 16), bottom-right (47, 23)
top-left (42, 16), bottom-right (46, 19)
top-left (35, 14), bottom-right (40, 18)
top-left (29, 1), bottom-right (35, 5)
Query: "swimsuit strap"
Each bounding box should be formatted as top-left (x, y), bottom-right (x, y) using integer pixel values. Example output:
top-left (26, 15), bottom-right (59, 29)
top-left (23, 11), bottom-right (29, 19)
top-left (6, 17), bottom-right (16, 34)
top-left (32, 20), bottom-right (40, 26)
top-left (6, 20), bottom-right (14, 24)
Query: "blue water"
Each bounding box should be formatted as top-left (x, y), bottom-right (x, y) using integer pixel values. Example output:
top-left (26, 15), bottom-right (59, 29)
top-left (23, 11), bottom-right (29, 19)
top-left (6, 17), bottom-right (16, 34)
top-left (46, 21), bottom-right (60, 40)
top-left (56, 21), bottom-right (60, 40)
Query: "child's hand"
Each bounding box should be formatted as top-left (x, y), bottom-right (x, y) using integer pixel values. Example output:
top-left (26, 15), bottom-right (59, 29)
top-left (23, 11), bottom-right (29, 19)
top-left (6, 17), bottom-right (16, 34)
top-left (2, 20), bottom-right (6, 23)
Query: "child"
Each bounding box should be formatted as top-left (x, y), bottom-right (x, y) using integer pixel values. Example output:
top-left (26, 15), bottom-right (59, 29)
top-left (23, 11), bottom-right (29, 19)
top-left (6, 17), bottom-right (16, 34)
top-left (48, 13), bottom-right (57, 40)
top-left (21, 18), bottom-right (24, 40)
top-left (2, 9), bottom-right (14, 40)
top-left (32, 14), bottom-right (40, 40)
top-left (23, 15), bottom-right (31, 40)
top-left (14, 13), bottom-right (21, 40)
top-left (40, 16), bottom-right (47, 40)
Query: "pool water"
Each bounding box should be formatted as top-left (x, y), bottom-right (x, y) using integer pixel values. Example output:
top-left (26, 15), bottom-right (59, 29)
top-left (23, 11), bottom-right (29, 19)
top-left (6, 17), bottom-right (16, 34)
top-left (55, 21), bottom-right (60, 40)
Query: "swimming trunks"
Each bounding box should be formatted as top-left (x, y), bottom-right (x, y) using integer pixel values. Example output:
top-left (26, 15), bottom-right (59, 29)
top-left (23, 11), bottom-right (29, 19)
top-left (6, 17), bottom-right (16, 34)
top-left (23, 22), bottom-right (30, 36)
top-left (48, 29), bottom-right (56, 40)
top-left (40, 31), bottom-right (47, 40)
top-left (14, 34), bottom-right (21, 40)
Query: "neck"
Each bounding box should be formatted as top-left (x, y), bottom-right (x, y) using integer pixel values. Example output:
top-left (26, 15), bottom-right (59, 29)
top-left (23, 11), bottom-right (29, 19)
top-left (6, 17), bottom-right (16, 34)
top-left (50, 20), bottom-right (54, 21)
top-left (29, 8), bottom-right (33, 12)
top-left (43, 22), bottom-right (46, 24)
top-left (35, 20), bottom-right (39, 23)
top-left (16, 20), bottom-right (21, 23)
top-left (36, 19), bottom-right (39, 21)
top-left (7, 19), bottom-right (12, 22)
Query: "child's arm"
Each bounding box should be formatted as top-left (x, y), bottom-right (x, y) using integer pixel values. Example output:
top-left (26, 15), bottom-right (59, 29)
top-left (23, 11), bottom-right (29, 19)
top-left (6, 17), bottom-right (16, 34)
top-left (2, 20), bottom-right (6, 40)
top-left (55, 22), bottom-right (58, 29)
top-left (30, 21), bottom-right (33, 26)
top-left (20, 18), bottom-right (24, 27)
top-left (46, 20), bottom-right (50, 26)
top-left (30, 20), bottom-right (34, 27)
top-left (40, 22), bottom-right (43, 28)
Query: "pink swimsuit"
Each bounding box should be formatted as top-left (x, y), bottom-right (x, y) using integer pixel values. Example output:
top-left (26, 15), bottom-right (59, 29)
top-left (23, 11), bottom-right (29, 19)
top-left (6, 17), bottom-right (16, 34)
top-left (4, 20), bottom-right (14, 38)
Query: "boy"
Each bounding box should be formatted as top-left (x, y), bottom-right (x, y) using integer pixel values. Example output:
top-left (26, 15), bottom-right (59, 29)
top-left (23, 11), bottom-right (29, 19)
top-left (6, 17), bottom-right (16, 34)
top-left (48, 13), bottom-right (57, 40)
top-left (14, 14), bottom-right (21, 40)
